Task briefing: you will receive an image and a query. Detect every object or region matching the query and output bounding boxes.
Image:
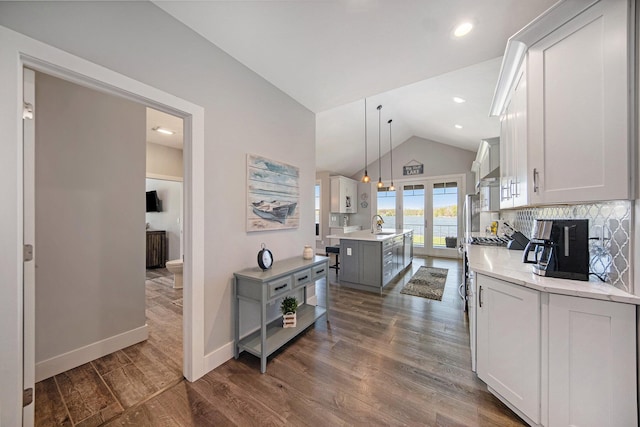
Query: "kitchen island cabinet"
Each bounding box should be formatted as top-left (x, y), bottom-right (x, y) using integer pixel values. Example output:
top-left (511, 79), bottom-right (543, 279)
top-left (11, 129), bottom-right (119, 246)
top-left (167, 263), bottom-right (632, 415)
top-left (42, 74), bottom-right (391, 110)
top-left (328, 229), bottom-right (413, 293)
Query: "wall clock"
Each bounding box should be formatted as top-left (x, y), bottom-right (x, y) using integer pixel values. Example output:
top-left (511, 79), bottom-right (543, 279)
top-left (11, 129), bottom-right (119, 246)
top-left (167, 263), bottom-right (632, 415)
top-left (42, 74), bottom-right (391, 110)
top-left (257, 243), bottom-right (273, 270)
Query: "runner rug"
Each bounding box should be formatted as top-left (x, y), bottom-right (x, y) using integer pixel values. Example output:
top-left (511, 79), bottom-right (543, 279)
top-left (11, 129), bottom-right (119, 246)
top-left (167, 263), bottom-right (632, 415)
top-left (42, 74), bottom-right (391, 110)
top-left (399, 266), bottom-right (448, 301)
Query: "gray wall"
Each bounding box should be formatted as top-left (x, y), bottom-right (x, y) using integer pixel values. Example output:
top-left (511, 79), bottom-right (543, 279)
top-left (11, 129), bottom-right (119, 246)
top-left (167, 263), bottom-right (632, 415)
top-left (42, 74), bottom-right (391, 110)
top-left (0, 1), bottom-right (315, 359)
top-left (146, 142), bottom-right (183, 179)
top-left (349, 135), bottom-right (477, 227)
top-left (146, 178), bottom-right (183, 261)
top-left (34, 71), bottom-right (146, 363)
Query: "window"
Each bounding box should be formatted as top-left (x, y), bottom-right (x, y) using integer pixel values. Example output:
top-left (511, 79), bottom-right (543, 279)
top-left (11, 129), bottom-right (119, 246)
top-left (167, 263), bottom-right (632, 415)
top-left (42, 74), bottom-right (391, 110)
top-left (432, 181), bottom-right (458, 247)
top-left (377, 186), bottom-right (396, 229)
top-left (315, 183), bottom-right (320, 236)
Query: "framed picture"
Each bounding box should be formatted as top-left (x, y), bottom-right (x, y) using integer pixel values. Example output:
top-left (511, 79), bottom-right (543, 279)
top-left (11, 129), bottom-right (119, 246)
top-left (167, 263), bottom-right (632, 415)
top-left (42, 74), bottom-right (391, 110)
top-left (247, 154), bottom-right (300, 232)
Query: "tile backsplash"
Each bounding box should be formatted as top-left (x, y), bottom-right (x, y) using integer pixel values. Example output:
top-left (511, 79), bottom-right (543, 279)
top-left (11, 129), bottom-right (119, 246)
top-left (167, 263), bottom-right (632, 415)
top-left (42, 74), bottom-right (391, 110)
top-left (500, 201), bottom-right (632, 292)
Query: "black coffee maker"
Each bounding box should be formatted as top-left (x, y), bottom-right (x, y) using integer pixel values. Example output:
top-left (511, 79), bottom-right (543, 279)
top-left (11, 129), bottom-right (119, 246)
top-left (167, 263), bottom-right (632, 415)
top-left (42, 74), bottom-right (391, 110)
top-left (522, 219), bottom-right (589, 281)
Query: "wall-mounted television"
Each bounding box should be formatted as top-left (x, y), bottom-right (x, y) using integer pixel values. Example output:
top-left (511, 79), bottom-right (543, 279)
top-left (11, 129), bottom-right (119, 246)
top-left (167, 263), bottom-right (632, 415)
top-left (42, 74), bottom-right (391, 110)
top-left (146, 190), bottom-right (161, 212)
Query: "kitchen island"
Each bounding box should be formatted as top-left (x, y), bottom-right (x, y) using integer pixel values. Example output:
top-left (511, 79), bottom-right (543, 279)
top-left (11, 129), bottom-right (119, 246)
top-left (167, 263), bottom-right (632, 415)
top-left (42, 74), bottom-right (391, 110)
top-left (327, 229), bottom-right (413, 293)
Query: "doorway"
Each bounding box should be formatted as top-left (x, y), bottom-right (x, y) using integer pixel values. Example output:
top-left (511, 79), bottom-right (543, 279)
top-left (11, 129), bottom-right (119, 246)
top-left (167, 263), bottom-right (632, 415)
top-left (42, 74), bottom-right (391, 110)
top-left (377, 175), bottom-right (464, 258)
top-left (14, 46), bottom-right (206, 425)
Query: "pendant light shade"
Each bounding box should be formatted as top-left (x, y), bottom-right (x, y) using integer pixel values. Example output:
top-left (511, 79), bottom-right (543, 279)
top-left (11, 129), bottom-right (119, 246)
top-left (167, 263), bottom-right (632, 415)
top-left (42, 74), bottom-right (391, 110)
top-left (361, 99), bottom-right (370, 183)
top-left (388, 119), bottom-right (395, 191)
top-left (377, 105), bottom-right (383, 188)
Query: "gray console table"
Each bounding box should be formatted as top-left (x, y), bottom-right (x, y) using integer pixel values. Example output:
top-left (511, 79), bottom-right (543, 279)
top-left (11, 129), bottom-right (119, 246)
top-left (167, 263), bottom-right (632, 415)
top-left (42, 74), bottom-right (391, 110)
top-left (233, 255), bottom-right (330, 373)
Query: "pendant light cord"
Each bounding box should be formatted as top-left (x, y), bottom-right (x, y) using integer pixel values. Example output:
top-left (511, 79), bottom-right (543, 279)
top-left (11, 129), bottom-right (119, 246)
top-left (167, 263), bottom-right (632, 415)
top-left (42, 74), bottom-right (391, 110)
top-left (377, 105), bottom-right (382, 187)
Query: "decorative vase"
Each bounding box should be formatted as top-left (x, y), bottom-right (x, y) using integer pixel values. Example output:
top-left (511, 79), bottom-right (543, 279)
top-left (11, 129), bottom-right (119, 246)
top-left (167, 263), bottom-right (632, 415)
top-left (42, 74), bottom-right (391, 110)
top-left (283, 312), bottom-right (297, 328)
top-left (303, 245), bottom-right (313, 260)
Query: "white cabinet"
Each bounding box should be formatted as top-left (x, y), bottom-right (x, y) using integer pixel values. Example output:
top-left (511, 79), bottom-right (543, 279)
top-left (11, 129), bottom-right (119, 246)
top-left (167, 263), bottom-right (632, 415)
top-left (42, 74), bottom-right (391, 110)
top-left (477, 137), bottom-right (500, 180)
top-left (495, 0), bottom-right (632, 207)
top-left (479, 184), bottom-right (499, 212)
top-left (547, 294), bottom-right (637, 427)
top-left (330, 176), bottom-right (358, 213)
top-left (500, 62), bottom-right (529, 209)
top-left (476, 274), bottom-right (540, 424)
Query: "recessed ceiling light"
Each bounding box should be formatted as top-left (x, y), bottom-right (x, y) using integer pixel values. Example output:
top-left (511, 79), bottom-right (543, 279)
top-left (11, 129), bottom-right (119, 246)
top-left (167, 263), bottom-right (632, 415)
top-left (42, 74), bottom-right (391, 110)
top-left (152, 126), bottom-right (174, 135)
top-left (455, 124), bottom-right (463, 129)
top-left (453, 97), bottom-right (466, 104)
top-left (453, 22), bottom-right (473, 38)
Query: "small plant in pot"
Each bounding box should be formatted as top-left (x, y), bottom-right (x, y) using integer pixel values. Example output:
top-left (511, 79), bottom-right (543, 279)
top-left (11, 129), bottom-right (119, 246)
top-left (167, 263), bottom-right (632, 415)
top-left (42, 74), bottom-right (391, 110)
top-left (281, 296), bottom-right (298, 328)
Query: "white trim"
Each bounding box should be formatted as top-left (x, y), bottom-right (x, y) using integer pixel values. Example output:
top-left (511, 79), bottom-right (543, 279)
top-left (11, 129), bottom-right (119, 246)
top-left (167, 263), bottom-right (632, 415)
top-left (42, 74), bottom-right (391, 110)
top-left (35, 326), bottom-right (149, 382)
top-left (203, 342), bottom-right (235, 374)
top-left (146, 173), bottom-right (184, 182)
top-left (489, 0), bottom-right (600, 116)
top-left (0, 24), bottom-right (206, 425)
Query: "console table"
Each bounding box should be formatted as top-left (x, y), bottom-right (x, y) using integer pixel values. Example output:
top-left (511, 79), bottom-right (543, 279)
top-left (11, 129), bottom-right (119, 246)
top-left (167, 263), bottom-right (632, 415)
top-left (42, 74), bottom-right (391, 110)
top-left (233, 255), bottom-right (330, 373)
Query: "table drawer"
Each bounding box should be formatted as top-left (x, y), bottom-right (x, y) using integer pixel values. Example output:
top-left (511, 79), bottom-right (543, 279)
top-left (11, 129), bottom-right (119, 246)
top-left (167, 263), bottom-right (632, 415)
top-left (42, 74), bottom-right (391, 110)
top-left (268, 276), bottom-right (292, 299)
top-left (293, 268), bottom-right (311, 287)
top-left (311, 263), bottom-right (327, 280)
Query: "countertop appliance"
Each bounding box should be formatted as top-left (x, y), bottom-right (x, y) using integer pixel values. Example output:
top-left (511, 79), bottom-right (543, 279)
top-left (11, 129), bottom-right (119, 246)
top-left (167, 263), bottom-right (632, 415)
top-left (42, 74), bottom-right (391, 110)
top-left (523, 219), bottom-right (589, 281)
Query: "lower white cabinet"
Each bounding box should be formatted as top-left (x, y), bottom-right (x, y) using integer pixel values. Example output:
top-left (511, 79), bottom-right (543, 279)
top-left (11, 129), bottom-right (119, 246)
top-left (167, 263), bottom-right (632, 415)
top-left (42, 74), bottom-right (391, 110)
top-left (474, 274), bottom-right (638, 427)
top-left (476, 274), bottom-right (541, 424)
top-left (547, 294), bottom-right (637, 427)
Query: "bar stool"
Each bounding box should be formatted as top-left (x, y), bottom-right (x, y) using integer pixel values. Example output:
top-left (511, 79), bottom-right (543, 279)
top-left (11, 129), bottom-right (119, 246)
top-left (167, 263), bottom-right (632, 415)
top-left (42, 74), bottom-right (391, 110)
top-left (325, 245), bottom-right (340, 273)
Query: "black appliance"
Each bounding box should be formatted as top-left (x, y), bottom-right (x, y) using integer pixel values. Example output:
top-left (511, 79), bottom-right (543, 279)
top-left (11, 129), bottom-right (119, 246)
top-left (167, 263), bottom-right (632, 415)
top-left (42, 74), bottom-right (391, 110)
top-left (522, 219), bottom-right (589, 281)
top-left (146, 190), bottom-right (161, 212)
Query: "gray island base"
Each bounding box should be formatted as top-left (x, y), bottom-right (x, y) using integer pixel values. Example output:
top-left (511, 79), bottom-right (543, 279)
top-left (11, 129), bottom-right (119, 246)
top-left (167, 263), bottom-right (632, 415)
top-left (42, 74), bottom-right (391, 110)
top-left (328, 229), bottom-right (413, 293)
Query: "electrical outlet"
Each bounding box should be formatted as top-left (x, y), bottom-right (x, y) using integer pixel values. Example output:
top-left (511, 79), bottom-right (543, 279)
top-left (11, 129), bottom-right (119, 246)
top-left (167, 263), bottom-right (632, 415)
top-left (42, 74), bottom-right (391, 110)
top-left (347, 248), bottom-right (352, 256)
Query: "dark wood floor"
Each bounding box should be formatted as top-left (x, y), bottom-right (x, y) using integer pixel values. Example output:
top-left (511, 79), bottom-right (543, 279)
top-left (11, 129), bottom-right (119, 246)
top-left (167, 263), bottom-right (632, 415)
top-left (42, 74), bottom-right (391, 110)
top-left (37, 257), bottom-right (526, 426)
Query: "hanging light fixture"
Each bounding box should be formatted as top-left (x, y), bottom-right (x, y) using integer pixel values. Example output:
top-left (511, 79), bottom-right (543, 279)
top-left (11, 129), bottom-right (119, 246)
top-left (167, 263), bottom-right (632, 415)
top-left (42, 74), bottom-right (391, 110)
top-left (377, 105), bottom-right (383, 188)
top-left (388, 119), bottom-right (395, 191)
top-left (361, 99), bottom-right (370, 183)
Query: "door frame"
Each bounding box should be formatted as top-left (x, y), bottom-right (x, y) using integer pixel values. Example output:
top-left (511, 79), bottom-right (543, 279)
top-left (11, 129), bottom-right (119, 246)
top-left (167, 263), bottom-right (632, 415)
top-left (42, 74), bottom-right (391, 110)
top-left (392, 173), bottom-right (465, 258)
top-left (0, 26), bottom-right (206, 426)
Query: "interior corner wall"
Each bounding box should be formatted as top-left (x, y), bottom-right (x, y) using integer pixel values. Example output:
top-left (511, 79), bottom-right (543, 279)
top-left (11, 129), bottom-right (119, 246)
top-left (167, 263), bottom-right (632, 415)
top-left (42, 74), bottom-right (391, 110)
top-left (0, 1), bottom-right (315, 361)
top-left (315, 171), bottom-right (332, 252)
top-left (146, 178), bottom-right (183, 261)
top-left (146, 142), bottom-right (184, 179)
top-left (34, 72), bottom-right (146, 366)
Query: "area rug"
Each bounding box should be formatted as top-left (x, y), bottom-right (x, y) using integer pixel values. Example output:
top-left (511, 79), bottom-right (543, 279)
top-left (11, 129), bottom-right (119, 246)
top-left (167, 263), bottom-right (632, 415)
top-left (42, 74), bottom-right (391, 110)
top-left (400, 266), bottom-right (448, 301)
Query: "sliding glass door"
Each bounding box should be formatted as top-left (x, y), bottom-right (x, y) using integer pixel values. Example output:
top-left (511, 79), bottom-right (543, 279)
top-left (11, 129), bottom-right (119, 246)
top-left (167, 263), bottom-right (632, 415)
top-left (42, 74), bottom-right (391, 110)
top-left (380, 176), bottom-right (462, 257)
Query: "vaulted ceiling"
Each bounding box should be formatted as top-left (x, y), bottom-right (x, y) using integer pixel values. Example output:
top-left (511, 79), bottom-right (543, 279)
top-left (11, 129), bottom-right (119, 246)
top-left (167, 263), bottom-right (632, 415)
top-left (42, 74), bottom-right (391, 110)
top-left (154, 0), bottom-right (558, 176)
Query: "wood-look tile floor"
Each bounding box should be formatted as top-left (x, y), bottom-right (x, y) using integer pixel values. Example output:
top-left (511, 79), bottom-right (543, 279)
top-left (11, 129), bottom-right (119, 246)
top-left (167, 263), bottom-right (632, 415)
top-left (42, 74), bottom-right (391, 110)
top-left (37, 257), bottom-right (526, 426)
top-left (35, 268), bottom-right (184, 427)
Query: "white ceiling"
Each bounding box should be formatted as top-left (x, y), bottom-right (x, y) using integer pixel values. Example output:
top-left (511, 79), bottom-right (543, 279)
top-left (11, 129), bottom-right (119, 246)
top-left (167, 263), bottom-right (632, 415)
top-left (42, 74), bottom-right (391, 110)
top-left (153, 0), bottom-right (558, 176)
top-left (146, 108), bottom-right (183, 149)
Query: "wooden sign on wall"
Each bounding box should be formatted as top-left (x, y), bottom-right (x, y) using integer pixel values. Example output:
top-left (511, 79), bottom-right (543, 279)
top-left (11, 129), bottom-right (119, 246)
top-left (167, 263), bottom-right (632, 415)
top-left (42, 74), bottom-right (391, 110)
top-left (403, 161), bottom-right (424, 176)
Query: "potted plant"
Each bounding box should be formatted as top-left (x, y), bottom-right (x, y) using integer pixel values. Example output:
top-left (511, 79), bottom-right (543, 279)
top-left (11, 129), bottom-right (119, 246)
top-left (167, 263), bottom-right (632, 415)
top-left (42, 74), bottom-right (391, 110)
top-left (445, 236), bottom-right (457, 248)
top-left (281, 296), bottom-right (298, 328)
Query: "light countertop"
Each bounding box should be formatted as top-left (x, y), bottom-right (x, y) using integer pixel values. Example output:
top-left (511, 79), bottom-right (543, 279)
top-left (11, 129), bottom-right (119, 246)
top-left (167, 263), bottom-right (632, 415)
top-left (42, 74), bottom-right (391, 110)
top-left (467, 245), bottom-right (640, 305)
top-left (326, 228), bottom-right (413, 242)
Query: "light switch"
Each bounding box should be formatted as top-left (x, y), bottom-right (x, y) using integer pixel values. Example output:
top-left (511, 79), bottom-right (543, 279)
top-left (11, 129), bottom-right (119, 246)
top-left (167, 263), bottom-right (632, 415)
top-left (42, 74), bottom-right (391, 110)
top-left (347, 248), bottom-right (352, 256)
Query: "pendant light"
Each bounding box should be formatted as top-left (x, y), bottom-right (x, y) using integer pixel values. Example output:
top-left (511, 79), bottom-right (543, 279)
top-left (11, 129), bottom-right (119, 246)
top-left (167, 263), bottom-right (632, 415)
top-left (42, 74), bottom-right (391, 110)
top-left (376, 105), bottom-right (383, 188)
top-left (361, 99), bottom-right (370, 183)
top-left (388, 119), bottom-right (395, 191)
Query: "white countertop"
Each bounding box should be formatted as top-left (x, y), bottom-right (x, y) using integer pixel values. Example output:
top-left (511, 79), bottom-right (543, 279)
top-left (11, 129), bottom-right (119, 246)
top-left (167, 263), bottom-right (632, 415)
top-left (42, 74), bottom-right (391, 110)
top-left (326, 228), bottom-right (413, 242)
top-left (467, 245), bottom-right (640, 305)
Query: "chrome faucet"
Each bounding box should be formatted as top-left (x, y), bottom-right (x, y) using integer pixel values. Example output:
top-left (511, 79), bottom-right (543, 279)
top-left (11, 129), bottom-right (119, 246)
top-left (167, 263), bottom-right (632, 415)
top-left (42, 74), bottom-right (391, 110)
top-left (371, 214), bottom-right (384, 233)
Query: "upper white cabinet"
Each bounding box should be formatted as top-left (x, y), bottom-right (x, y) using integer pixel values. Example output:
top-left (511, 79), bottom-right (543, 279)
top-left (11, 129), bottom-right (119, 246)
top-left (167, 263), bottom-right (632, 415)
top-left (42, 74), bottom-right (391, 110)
top-left (492, 0), bottom-right (633, 206)
top-left (330, 176), bottom-right (358, 213)
top-left (500, 63), bottom-right (529, 209)
top-left (528, 0), bottom-right (631, 204)
top-left (476, 274), bottom-right (541, 424)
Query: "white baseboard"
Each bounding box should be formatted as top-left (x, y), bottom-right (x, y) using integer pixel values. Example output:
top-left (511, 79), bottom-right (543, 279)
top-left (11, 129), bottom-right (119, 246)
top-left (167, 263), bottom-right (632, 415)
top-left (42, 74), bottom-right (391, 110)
top-left (35, 324), bottom-right (149, 382)
top-left (203, 341), bottom-right (234, 375)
